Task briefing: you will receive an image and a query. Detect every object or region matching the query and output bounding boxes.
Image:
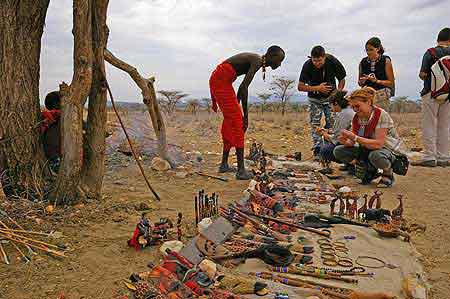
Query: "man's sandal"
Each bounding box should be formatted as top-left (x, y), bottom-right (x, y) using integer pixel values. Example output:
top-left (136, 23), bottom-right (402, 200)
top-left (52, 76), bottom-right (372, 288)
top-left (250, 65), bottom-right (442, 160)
top-left (377, 175), bottom-right (395, 188)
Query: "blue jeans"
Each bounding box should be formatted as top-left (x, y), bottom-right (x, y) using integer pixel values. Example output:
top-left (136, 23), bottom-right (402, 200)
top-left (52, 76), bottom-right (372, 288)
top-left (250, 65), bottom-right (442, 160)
top-left (319, 143), bottom-right (337, 162)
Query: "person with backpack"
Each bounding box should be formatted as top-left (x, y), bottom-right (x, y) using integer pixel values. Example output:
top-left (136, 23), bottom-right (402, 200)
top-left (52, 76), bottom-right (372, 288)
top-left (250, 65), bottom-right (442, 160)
top-left (298, 45), bottom-right (347, 159)
top-left (358, 37), bottom-right (395, 111)
top-left (333, 87), bottom-right (406, 187)
top-left (413, 28), bottom-right (450, 167)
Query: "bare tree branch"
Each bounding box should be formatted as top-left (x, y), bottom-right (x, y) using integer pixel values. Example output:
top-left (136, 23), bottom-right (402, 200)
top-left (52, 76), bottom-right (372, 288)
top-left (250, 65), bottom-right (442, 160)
top-left (104, 49), bottom-right (173, 165)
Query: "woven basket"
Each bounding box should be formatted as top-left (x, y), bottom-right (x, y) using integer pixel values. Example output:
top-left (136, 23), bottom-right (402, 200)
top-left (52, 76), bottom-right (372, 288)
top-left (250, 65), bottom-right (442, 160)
top-left (373, 224), bottom-right (401, 238)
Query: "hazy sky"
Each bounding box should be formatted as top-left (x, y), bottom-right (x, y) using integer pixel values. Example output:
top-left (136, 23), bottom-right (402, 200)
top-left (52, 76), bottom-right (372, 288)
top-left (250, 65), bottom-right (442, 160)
top-left (40, 0), bottom-right (450, 102)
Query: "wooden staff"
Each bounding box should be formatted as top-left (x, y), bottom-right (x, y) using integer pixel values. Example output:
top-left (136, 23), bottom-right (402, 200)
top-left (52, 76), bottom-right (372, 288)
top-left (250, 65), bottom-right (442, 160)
top-left (250, 272), bottom-right (350, 297)
top-left (236, 205), bottom-right (331, 237)
top-left (229, 206), bottom-right (290, 242)
top-left (176, 213), bottom-right (183, 241)
top-left (199, 190), bottom-right (204, 221)
top-left (195, 171), bottom-right (229, 182)
top-left (0, 230), bottom-right (65, 251)
top-left (0, 219), bottom-right (36, 258)
top-left (270, 266), bottom-right (358, 284)
top-left (105, 81), bottom-right (161, 201)
top-left (0, 241), bottom-right (10, 264)
top-left (0, 228), bottom-right (56, 237)
top-left (0, 234), bottom-right (65, 258)
top-left (194, 195), bottom-right (199, 224)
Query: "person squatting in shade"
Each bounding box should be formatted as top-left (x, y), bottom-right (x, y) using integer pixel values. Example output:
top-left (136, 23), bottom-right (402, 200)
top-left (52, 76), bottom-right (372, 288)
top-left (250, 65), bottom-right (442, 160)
top-left (333, 87), bottom-right (405, 188)
top-left (297, 45), bottom-right (347, 159)
top-left (315, 90), bottom-right (355, 174)
top-left (358, 37), bottom-right (395, 111)
top-left (209, 46), bottom-right (285, 180)
top-left (40, 91), bottom-right (63, 172)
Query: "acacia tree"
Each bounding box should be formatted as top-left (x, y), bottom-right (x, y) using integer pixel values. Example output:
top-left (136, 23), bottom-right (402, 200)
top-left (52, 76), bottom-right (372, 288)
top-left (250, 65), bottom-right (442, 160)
top-left (0, 1), bottom-right (51, 199)
top-left (186, 99), bottom-right (200, 115)
top-left (201, 97), bottom-right (212, 113)
top-left (256, 93), bottom-right (271, 115)
top-left (158, 90), bottom-right (188, 114)
top-left (270, 76), bottom-right (296, 116)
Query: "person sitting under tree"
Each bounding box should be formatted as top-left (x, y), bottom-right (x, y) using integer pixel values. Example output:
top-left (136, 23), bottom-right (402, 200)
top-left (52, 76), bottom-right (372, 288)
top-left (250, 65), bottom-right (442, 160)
top-left (41, 91), bottom-right (62, 173)
top-left (209, 46), bottom-right (285, 180)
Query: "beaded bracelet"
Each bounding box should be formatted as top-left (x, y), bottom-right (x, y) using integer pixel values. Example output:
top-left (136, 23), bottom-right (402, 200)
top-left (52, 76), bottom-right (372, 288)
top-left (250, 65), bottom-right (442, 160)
top-left (323, 259), bottom-right (338, 267)
top-left (337, 258), bottom-right (353, 268)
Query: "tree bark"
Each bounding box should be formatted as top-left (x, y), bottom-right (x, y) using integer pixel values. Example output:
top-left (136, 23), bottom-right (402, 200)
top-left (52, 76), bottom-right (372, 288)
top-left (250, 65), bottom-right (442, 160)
top-left (104, 49), bottom-right (173, 165)
top-left (0, 0), bottom-right (50, 200)
top-left (51, 0), bottom-right (93, 204)
top-left (81, 0), bottom-right (109, 199)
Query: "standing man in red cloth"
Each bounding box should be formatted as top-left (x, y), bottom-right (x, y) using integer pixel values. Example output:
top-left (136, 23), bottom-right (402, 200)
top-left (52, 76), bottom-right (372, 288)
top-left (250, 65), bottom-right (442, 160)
top-left (209, 46), bottom-right (285, 180)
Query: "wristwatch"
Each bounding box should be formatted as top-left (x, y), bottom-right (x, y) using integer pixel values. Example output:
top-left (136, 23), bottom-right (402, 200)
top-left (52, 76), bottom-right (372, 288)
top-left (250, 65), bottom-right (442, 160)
top-left (354, 135), bottom-right (360, 146)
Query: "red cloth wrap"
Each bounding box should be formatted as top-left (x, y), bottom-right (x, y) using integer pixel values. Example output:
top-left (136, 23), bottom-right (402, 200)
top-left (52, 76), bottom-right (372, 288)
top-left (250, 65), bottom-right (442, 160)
top-left (40, 109), bottom-right (61, 133)
top-left (209, 62), bottom-right (244, 151)
top-left (127, 226), bottom-right (142, 251)
top-left (352, 106), bottom-right (382, 138)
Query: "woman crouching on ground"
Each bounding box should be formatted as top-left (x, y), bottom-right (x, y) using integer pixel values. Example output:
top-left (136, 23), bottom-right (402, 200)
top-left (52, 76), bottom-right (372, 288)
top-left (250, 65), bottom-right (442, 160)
top-left (333, 87), bottom-right (404, 187)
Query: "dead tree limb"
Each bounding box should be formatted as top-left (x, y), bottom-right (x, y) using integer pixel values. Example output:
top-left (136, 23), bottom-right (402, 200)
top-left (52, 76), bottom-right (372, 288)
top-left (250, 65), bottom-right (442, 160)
top-left (104, 49), bottom-right (173, 165)
top-left (51, 0), bottom-right (93, 204)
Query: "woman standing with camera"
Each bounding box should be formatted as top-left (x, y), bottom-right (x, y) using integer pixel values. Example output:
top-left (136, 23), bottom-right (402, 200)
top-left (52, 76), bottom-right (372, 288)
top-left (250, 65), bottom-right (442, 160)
top-left (358, 37), bottom-right (395, 111)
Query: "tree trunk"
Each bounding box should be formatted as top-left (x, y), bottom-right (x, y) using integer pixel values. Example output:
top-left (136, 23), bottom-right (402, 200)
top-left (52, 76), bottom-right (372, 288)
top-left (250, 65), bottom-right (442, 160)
top-left (0, 0), bottom-right (50, 200)
top-left (51, 0), bottom-right (93, 204)
top-left (104, 49), bottom-right (173, 165)
top-left (81, 0), bottom-right (109, 199)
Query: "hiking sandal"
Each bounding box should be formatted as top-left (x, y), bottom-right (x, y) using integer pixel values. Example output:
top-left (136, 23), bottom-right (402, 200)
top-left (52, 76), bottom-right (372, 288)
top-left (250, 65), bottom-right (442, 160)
top-left (377, 175), bottom-right (395, 188)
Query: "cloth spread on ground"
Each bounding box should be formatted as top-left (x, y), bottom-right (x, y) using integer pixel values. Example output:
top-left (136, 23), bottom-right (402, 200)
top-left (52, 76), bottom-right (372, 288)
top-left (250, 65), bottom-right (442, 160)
top-left (209, 61), bottom-right (244, 150)
top-left (237, 223), bottom-right (426, 299)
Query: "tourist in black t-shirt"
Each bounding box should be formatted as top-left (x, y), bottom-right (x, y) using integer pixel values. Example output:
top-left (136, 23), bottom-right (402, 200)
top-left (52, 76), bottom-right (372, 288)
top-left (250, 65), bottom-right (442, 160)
top-left (298, 46), bottom-right (346, 157)
top-left (358, 37), bottom-right (395, 111)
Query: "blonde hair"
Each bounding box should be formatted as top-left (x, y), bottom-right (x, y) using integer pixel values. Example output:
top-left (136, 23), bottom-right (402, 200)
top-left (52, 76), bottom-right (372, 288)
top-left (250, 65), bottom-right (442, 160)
top-left (347, 87), bottom-right (376, 105)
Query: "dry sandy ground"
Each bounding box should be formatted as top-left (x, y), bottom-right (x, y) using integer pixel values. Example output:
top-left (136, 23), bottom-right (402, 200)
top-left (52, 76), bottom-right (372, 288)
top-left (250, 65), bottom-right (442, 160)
top-left (0, 111), bottom-right (449, 299)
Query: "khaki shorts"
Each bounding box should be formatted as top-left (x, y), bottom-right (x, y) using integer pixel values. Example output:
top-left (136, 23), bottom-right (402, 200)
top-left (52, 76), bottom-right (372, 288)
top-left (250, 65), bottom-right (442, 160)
top-left (374, 88), bottom-right (391, 111)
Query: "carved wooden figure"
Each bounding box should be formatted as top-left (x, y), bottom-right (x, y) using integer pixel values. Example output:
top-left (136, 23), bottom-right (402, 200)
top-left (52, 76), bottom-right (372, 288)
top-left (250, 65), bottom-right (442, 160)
top-left (368, 190), bottom-right (383, 209)
top-left (358, 194), bottom-right (368, 221)
top-left (338, 197), bottom-right (345, 216)
top-left (392, 194), bottom-right (404, 220)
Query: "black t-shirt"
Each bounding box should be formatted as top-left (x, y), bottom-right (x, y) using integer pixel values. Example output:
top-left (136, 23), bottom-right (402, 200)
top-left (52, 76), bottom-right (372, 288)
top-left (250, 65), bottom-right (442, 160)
top-left (299, 54), bottom-right (346, 100)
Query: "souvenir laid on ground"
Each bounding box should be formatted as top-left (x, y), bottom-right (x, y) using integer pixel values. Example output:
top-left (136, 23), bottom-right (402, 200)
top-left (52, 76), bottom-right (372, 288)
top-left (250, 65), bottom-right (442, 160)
top-left (119, 154), bottom-right (428, 299)
top-left (127, 213), bottom-right (179, 250)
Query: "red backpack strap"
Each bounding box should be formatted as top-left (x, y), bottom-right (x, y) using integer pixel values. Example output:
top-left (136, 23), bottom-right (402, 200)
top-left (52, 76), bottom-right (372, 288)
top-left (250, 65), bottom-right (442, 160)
top-left (428, 48), bottom-right (438, 61)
